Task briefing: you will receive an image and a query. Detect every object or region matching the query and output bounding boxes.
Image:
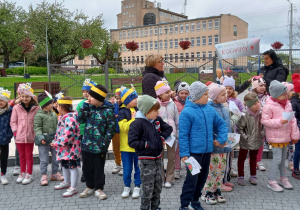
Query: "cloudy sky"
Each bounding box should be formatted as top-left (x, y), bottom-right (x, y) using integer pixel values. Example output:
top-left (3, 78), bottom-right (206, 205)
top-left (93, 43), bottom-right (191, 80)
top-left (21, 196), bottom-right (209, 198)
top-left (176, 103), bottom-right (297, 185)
top-left (17, 0), bottom-right (300, 52)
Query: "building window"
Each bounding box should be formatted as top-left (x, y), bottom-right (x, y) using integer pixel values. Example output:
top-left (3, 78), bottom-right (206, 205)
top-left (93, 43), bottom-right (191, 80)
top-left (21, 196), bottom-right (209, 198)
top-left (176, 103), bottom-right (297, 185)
top-left (150, 41), bottom-right (153, 50)
top-left (196, 52), bottom-right (200, 60)
top-left (141, 42), bottom-right (144, 51)
top-left (164, 26), bottom-right (168, 34)
top-left (202, 52), bottom-right (206, 61)
top-left (185, 38), bottom-right (189, 41)
top-left (123, 57), bottom-right (126, 64)
top-left (169, 25), bottom-right (173, 34)
top-left (164, 40), bottom-right (167, 49)
top-left (214, 35), bottom-right (219, 44)
top-left (185, 53), bottom-right (189, 61)
top-left (215, 19), bottom-right (219, 29)
top-left (208, 36), bottom-right (212, 45)
top-left (149, 28), bottom-right (153, 36)
top-left (131, 30), bottom-right (134, 38)
top-left (234, 25), bottom-right (238, 36)
top-left (170, 54), bottom-right (173, 62)
top-left (155, 27), bottom-right (158, 35)
top-left (175, 24), bottom-right (178, 34)
top-left (180, 38), bottom-right (184, 42)
top-left (145, 28), bottom-right (148, 36)
top-left (208, 20), bottom-right (212, 30)
top-left (185, 23), bottom-right (189, 33)
top-left (127, 30), bottom-right (130, 38)
top-left (175, 39), bottom-right (178, 48)
top-left (180, 53), bottom-right (184, 62)
top-left (132, 22), bottom-right (134, 26)
top-left (159, 27), bottom-right (163, 35)
top-left (154, 41), bottom-right (158, 50)
top-left (180, 24), bottom-right (184, 33)
top-left (175, 53), bottom-right (178, 62)
top-left (196, 37), bottom-right (200, 46)
top-left (119, 45), bottom-right (122, 52)
top-left (145, 42), bottom-right (148, 51)
top-left (208, 51), bottom-right (212, 59)
top-left (128, 56), bottom-right (131, 63)
top-left (141, 56), bottom-right (144, 63)
top-left (119, 31), bottom-right (122, 39)
top-left (196, 21), bottom-right (200, 31)
top-left (136, 56), bottom-right (139, 63)
top-left (123, 44), bottom-right (126, 51)
top-left (159, 40), bottom-right (163, 49)
top-left (191, 37), bottom-right (195, 47)
top-left (136, 29), bottom-right (139, 38)
top-left (202, 36), bottom-right (206, 46)
top-left (123, 31), bottom-right (126, 39)
top-left (191, 52), bottom-right (195, 61)
top-left (140, 29), bottom-right (144, 37)
top-left (174, 16), bottom-right (178, 20)
top-left (202, 21), bottom-right (206, 31)
top-left (191, 23), bottom-right (195, 32)
top-left (169, 39), bottom-right (173, 49)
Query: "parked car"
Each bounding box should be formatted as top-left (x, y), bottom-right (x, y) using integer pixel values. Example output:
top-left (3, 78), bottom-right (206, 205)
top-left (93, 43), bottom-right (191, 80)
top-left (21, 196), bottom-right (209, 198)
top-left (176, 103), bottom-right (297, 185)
top-left (199, 67), bottom-right (213, 73)
top-left (230, 66), bottom-right (246, 73)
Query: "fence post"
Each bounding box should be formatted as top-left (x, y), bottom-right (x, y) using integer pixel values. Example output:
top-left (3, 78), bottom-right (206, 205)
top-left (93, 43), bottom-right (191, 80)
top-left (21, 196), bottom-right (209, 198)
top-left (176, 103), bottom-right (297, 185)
top-left (104, 62), bottom-right (109, 92)
top-left (48, 63), bottom-right (51, 95)
top-left (213, 53), bottom-right (217, 82)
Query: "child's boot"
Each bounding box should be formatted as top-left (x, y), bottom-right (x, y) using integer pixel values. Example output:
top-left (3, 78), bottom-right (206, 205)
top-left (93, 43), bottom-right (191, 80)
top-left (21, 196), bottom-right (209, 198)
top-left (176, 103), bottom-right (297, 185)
top-left (50, 172), bottom-right (64, 181)
top-left (214, 189), bottom-right (226, 203)
top-left (40, 175), bottom-right (48, 186)
top-left (237, 176), bottom-right (245, 186)
top-left (279, 177), bottom-right (293, 189)
top-left (174, 169), bottom-right (181, 179)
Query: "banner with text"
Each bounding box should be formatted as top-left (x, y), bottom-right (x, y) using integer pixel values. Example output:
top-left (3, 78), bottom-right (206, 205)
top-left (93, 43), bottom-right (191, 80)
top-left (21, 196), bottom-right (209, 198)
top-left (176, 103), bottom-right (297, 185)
top-left (215, 38), bottom-right (260, 59)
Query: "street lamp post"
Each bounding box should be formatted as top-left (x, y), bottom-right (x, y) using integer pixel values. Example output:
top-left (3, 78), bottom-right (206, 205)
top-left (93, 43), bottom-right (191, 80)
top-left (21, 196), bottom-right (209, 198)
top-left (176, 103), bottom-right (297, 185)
top-left (287, 0), bottom-right (293, 72)
top-left (45, 17), bottom-right (51, 94)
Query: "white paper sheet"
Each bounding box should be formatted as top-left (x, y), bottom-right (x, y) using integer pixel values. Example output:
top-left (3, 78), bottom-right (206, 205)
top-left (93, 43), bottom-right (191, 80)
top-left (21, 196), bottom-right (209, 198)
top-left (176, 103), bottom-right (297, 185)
top-left (184, 157), bottom-right (202, 175)
top-left (165, 135), bottom-right (175, 148)
top-left (224, 133), bottom-right (240, 148)
top-left (229, 101), bottom-right (242, 117)
top-left (282, 112), bottom-right (294, 121)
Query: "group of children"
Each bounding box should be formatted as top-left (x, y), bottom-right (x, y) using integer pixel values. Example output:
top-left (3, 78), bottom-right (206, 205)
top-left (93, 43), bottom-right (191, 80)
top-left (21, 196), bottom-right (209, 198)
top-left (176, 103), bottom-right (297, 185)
top-left (1, 69), bottom-right (300, 209)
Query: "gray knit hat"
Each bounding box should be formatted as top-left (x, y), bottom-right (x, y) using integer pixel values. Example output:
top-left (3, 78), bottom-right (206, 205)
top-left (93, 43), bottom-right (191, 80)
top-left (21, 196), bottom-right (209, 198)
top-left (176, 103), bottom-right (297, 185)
top-left (137, 95), bottom-right (158, 115)
top-left (177, 82), bottom-right (190, 93)
top-left (189, 81), bottom-right (208, 102)
top-left (269, 80), bottom-right (287, 99)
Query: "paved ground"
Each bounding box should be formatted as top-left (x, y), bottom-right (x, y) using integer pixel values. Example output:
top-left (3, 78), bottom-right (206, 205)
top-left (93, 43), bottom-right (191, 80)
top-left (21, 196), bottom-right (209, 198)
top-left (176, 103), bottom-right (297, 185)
top-left (0, 158), bottom-right (299, 210)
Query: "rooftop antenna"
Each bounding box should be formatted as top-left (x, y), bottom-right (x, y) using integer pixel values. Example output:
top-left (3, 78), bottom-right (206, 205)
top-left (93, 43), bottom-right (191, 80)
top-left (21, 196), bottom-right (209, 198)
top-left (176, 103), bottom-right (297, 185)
top-left (181, 0), bottom-right (187, 15)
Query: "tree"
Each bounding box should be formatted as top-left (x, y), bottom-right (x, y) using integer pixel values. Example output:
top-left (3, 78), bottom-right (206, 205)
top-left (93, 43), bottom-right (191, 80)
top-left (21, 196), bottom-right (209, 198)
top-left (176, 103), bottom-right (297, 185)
top-left (0, 1), bottom-right (27, 68)
top-left (271, 41), bottom-right (283, 50)
top-left (293, 18), bottom-right (300, 47)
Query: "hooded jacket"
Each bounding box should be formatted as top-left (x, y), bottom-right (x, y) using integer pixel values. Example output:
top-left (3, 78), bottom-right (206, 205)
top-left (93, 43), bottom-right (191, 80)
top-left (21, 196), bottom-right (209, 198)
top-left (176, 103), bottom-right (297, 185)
top-left (128, 111), bottom-right (173, 159)
top-left (179, 97), bottom-right (228, 158)
top-left (142, 66), bottom-right (167, 98)
top-left (173, 96), bottom-right (185, 115)
top-left (78, 100), bottom-right (116, 154)
top-left (76, 99), bottom-right (87, 136)
top-left (291, 95), bottom-right (300, 129)
top-left (261, 97), bottom-right (299, 143)
top-left (53, 112), bottom-right (81, 161)
top-left (227, 97), bottom-right (244, 112)
top-left (0, 107), bottom-right (13, 145)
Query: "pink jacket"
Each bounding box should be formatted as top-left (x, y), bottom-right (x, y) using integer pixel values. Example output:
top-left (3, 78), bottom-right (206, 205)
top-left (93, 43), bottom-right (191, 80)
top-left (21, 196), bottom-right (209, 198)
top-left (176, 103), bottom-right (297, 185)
top-left (10, 104), bottom-right (39, 143)
top-left (261, 97), bottom-right (300, 143)
top-left (173, 96), bottom-right (185, 115)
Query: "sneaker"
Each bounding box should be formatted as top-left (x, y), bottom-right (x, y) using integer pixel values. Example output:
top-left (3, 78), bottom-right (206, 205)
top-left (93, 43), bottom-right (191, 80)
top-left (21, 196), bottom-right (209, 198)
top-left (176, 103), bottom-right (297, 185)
top-left (16, 172), bottom-right (25, 183)
top-left (95, 189), bottom-right (107, 200)
top-left (54, 182), bottom-right (70, 190)
top-left (263, 142), bottom-right (269, 152)
top-left (112, 164), bottom-right (121, 174)
top-left (249, 176), bottom-right (257, 185)
top-left (13, 167), bottom-right (20, 176)
top-left (279, 177), bottom-right (293, 189)
top-left (288, 163), bottom-right (294, 171)
top-left (50, 173), bottom-right (64, 181)
top-left (220, 184), bottom-right (232, 192)
top-left (132, 187), bottom-right (140, 199)
top-left (40, 175), bottom-right (48, 186)
top-left (121, 187), bottom-right (131, 198)
top-left (1, 175), bottom-right (9, 185)
top-left (165, 182), bottom-right (172, 188)
top-left (22, 174), bottom-right (33, 185)
top-left (188, 200), bottom-right (204, 210)
top-left (200, 193), bottom-right (206, 201)
top-left (175, 169), bottom-right (181, 179)
top-left (203, 192), bottom-right (217, 205)
top-left (81, 174), bottom-right (86, 182)
top-left (267, 180), bottom-right (284, 192)
top-left (80, 188), bottom-right (95, 198)
top-left (292, 169), bottom-right (300, 180)
top-left (214, 189), bottom-right (226, 203)
top-left (224, 182), bottom-right (234, 187)
top-left (238, 177), bottom-right (245, 186)
top-left (257, 162), bottom-right (266, 171)
top-left (230, 169), bottom-right (238, 177)
top-left (63, 188), bottom-right (78, 197)
top-left (118, 168), bottom-right (123, 176)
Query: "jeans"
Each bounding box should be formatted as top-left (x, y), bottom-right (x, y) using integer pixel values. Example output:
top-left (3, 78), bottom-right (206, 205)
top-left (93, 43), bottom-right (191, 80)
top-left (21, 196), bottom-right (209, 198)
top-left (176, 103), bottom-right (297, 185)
top-left (294, 141), bottom-right (300, 170)
top-left (121, 151), bottom-right (141, 187)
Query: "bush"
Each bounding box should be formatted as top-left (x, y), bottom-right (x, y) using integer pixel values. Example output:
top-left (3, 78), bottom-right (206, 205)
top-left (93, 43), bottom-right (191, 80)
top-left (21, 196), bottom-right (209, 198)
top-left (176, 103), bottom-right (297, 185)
top-left (86, 67), bottom-right (103, 74)
top-left (6, 67), bottom-right (48, 75)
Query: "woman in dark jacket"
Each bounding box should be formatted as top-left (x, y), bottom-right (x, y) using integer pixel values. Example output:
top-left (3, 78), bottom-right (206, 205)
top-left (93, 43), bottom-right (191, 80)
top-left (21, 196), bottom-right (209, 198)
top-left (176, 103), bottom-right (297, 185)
top-left (259, 49), bottom-right (289, 93)
top-left (142, 54), bottom-right (167, 98)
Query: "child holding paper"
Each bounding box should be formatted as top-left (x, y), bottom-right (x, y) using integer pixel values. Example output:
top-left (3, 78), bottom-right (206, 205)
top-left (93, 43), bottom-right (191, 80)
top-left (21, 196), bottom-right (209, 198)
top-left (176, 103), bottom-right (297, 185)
top-left (261, 80), bottom-right (299, 192)
top-left (178, 81), bottom-right (228, 210)
top-left (155, 80), bottom-right (179, 188)
top-left (236, 92), bottom-right (264, 186)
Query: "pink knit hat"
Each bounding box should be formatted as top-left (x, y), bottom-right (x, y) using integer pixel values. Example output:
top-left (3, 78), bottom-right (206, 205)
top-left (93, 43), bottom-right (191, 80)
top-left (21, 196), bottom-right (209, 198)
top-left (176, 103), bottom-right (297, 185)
top-left (155, 80), bottom-right (171, 96)
top-left (251, 76), bottom-right (266, 90)
top-left (18, 83), bottom-right (35, 97)
top-left (282, 82), bottom-right (294, 92)
top-left (208, 83), bottom-right (226, 101)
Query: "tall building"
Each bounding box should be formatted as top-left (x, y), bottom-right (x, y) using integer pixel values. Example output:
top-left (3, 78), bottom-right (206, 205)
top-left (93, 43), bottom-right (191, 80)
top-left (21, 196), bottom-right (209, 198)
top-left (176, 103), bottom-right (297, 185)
top-left (111, 0), bottom-right (248, 73)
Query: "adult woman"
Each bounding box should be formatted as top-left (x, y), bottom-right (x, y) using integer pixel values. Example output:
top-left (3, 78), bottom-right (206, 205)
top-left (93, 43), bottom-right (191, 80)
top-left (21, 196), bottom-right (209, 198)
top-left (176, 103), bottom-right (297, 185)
top-left (142, 54), bottom-right (167, 98)
top-left (259, 50), bottom-right (289, 93)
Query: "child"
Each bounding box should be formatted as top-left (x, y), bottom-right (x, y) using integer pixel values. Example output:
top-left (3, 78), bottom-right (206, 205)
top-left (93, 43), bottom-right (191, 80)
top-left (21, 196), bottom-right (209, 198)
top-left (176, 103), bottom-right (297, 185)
top-left (173, 82), bottom-right (190, 179)
top-left (52, 96), bottom-right (81, 197)
top-left (291, 73), bottom-right (300, 179)
top-left (201, 83), bottom-right (232, 205)
top-left (261, 80), bottom-right (299, 192)
top-left (251, 76), bottom-right (268, 171)
top-left (155, 80), bottom-right (179, 188)
top-left (236, 92), bottom-right (264, 186)
top-left (76, 79), bottom-right (96, 182)
top-left (53, 92), bottom-right (64, 116)
top-left (10, 83), bottom-right (39, 185)
top-left (111, 88), bottom-right (123, 175)
top-left (223, 77), bottom-right (244, 112)
top-left (118, 87), bottom-right (141, 198)
top-left (0, 88), bottom-right (13, 185)
top-left (34, 92), bottom-right (63, 186)
top-left (128, 95), bottom-right (173, 210)
top-left (178, 81), bottom-right (228, 210)
top-left (78, 85), bottom-right (116, 200)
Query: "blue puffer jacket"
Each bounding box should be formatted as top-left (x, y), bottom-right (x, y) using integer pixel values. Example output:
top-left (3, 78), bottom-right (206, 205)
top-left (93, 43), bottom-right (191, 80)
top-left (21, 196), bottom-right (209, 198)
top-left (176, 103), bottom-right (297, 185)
top-left (179, 97), bottom-right (228, 158)
top-left (0, 107), bottom-right (13, 145)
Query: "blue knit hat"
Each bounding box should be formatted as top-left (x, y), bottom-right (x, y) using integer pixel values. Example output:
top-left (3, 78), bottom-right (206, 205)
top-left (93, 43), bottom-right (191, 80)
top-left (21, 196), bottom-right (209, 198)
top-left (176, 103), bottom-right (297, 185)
top-left (120, 86), bottom-right (138, 106)
top-left (82, 78), bottom-right (97, 91)
top-left (223, 77), bottom-right (235, 90)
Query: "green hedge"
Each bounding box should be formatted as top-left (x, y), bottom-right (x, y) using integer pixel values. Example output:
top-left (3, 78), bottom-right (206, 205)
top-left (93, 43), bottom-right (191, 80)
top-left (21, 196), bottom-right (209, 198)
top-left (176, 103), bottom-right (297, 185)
top-left (86, 67), bottom-right (116, 74)
top-left (6, 67), bottom-right (48, 75)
